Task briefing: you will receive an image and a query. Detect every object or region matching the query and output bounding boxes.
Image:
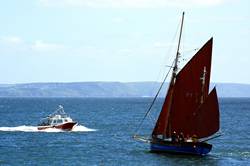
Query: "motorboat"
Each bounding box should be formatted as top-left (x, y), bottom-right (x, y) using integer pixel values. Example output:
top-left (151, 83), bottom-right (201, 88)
top-left (37, 105), bottom-right (77, 131)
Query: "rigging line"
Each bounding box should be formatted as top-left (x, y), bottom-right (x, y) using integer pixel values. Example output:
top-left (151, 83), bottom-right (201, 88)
top-left (182, 48), bottom-right (199, 54)
top-left (147, 112), bottom-right (156, 124)
top-left (179, 48), bottom-right (199, 63)
top-left (133, 14), bottom-right (183, 137)
top-left (133, 60), bottom-right (175, 136)
top-left (154, 18), bottom-right (182, 85)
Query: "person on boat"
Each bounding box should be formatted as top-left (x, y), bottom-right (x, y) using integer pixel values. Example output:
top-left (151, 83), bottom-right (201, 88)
top-left (171, 131), bottom-right (178, 143)
top-left (185, 134), bottom-right (192, 142)
top-left (191, 134), bottom-right (198, 142)
top-left (179, 132), bottom-right (185, 143)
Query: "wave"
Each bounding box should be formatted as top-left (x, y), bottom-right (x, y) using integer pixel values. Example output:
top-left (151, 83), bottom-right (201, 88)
top-left (0, 125), bottom-right (96, 132)
top-left (72, 125), bottom-right (96, 132)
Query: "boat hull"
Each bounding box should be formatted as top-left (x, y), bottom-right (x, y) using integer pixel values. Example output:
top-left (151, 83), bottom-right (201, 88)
top-left (150, 139), bottom-right (212, 156)
top-left (37, 122), bottom-right (77, 131)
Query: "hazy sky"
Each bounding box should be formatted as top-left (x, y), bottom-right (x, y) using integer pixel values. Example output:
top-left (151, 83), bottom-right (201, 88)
top-left (0, 0), bottom-right (249, 84)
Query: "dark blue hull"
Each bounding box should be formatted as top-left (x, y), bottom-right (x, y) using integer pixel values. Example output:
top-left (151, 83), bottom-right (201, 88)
top-left (150, 139), bottom-right (212, 156)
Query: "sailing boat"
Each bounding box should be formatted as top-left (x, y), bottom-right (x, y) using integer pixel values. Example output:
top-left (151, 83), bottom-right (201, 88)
top-left (134, 12), bottom-right (220, 156)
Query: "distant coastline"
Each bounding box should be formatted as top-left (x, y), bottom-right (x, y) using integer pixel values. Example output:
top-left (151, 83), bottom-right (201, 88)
top-left (0, 82), bottom-right (249, 98)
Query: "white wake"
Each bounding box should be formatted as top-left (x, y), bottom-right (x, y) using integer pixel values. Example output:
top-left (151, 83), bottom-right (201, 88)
top-left (0, 125), bottom-right (96, 132)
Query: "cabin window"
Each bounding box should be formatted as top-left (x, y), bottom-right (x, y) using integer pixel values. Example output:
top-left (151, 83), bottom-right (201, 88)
top-left (57, 119), bottom-right (63, 124)
top-left (53, 120), bottom-right (56, 124)
top-left (65, 119), bottom-right (68, 122)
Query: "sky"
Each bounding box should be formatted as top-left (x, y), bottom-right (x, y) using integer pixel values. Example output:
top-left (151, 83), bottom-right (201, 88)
top-left (0, 0), bottom-right (249, 84)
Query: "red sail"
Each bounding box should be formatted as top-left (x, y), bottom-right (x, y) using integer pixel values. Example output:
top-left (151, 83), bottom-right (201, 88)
top-left (152, 38), bottom-right (216, 138)
top-left (152, 84), bottom-right (173, 136)
top-left (190, 87), bottom-right (220, 138)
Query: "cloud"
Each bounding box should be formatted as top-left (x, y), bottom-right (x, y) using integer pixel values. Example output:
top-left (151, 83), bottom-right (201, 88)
top-left (31, 40), bottom-right (64, 51)
top-left (1, 36), bottom-right (23, 44)
top-left (38, 0), bottom-right (226, 8)
top-left (0, 36), bottom-right (68, 56)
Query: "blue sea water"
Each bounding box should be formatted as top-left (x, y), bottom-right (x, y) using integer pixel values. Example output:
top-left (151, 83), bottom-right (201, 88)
top-left (0, 98), bottom-right (249, 165)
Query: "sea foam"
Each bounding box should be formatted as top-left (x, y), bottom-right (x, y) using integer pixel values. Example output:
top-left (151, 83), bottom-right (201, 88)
top-left (0, 125), bottom-right (96, 132)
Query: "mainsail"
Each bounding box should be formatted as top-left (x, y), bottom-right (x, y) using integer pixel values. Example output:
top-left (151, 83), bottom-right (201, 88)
top-left (152, 38), bottom-right (220, 139)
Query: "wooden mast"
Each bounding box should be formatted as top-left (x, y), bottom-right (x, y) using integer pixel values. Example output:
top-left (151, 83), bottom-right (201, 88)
top-left (173, 11), bottom-right (185, 83)
top-left (164, 12), bottom-right (185, 138)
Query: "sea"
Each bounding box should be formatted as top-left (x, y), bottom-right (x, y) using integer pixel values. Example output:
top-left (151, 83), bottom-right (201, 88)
top-left (0, 97), bottom-right (249, 166)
